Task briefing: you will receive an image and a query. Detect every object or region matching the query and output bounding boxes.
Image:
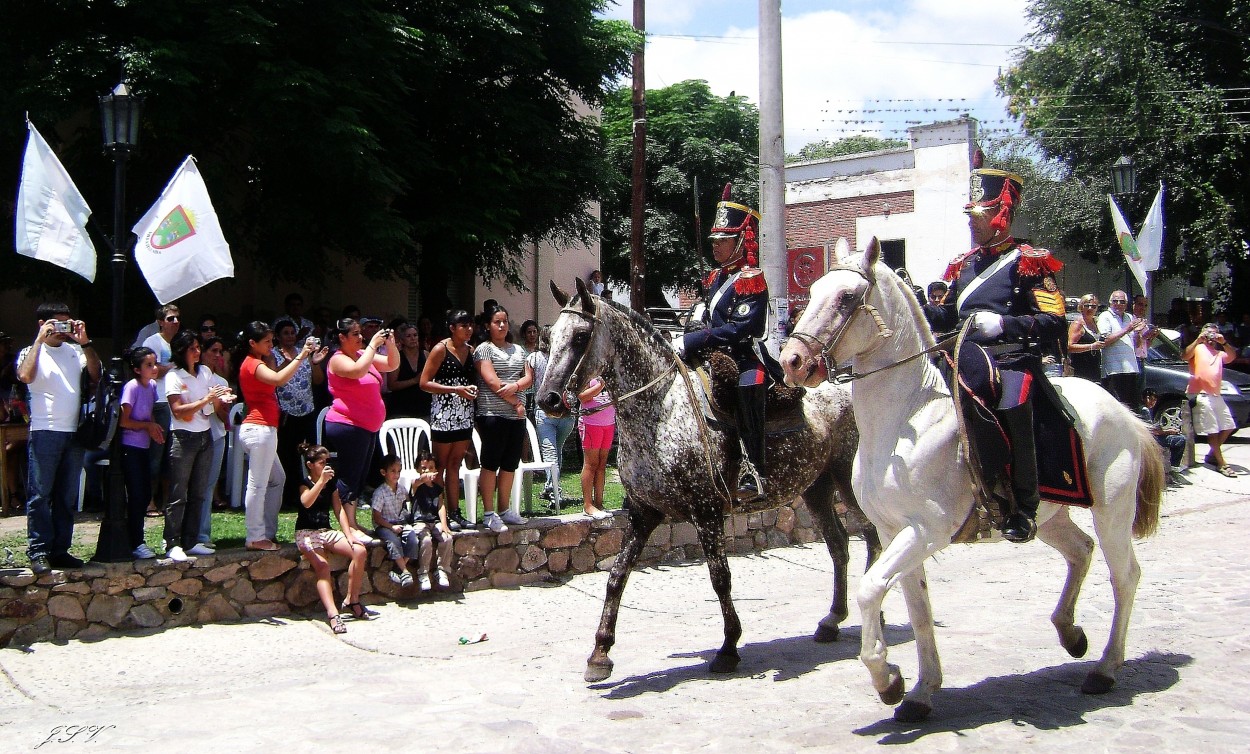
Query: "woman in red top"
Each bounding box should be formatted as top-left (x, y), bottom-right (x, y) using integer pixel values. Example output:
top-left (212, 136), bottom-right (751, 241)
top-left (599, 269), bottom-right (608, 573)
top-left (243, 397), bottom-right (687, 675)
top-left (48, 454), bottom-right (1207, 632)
top-left (325, 318), bottom-right (399, 547)
top-left (233, 321), bottom-right (322, 550)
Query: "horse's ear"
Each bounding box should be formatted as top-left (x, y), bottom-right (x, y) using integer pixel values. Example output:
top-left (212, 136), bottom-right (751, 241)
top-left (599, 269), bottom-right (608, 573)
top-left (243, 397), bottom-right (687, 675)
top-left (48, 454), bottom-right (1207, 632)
top-left (832, 237), bottom-right (850, 264)
top-left (550, 280), bottom-right (569, 307)
top-left (574, 277), bottom-right (595, 313)
top-left (862, 237), bottom-right (881, 280)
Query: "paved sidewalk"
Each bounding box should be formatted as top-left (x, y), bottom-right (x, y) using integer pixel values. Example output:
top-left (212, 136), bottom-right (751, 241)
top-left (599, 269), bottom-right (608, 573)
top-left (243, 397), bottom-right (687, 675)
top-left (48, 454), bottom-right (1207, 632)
top-left (2, 441), bottom-right (1249, 752)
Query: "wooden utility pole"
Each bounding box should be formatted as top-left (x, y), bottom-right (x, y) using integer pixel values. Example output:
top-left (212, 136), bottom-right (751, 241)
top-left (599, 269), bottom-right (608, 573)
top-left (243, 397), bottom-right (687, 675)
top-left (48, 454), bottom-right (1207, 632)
top-left (629, 0), bottom-right (647, 313)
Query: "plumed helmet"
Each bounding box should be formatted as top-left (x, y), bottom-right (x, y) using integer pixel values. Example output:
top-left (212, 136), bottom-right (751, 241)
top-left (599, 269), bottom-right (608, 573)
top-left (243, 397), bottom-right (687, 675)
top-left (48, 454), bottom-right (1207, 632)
top-left (965, 168), bottom-right (1025, 235)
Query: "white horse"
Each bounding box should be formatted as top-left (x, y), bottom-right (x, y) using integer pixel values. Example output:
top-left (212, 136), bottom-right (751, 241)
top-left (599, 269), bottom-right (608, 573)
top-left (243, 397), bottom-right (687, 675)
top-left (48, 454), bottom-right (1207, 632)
top-left (778, 239), bottom-right (1163, 722)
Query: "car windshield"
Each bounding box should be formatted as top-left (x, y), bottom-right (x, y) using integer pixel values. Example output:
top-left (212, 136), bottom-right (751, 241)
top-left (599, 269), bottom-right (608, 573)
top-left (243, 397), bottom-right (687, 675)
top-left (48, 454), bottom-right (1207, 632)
top-left (1148, 331), bottom-right (1186, 361)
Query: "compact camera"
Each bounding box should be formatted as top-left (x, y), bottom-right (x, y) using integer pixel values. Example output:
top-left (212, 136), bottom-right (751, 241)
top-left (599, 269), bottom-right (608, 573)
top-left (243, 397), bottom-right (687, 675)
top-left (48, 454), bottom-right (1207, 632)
top-left (52, 321), bottom-right (73, 334)
top-left (306, 336), bottom-right (321, 349)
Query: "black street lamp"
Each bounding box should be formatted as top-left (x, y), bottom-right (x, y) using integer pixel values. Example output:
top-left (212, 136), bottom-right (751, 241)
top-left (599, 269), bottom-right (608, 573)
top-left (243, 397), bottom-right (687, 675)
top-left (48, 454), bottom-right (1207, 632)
top-left (1110, 155), bottom-right (1137, 197)
top-left (93, 77), bottom-right (144, 563)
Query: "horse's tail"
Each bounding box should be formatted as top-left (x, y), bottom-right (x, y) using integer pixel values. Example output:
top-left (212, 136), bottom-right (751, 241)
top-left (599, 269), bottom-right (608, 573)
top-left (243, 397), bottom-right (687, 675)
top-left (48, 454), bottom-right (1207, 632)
top-left (1132, 417), bottom-right (1164, 539)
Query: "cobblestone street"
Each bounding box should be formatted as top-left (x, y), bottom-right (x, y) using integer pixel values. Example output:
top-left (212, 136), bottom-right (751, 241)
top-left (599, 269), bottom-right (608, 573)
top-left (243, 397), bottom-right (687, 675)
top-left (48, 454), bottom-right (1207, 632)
top-left (2, 441), bottom-right (1249, 752)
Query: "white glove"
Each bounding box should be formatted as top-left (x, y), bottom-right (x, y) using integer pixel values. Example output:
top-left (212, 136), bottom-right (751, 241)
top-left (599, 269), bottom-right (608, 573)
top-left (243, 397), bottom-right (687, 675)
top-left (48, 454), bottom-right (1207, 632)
top-left (670, 333), bottom-right (687, 357)
top-left (969, 311), bottom-right (1004, 340)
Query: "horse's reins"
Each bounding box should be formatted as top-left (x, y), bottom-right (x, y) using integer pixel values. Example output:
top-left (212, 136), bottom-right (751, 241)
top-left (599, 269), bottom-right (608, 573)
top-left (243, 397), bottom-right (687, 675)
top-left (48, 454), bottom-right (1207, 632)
top-left (787, 263), bottom-right (956, 384)
top-left (558, 298), bottom-right (736, 505)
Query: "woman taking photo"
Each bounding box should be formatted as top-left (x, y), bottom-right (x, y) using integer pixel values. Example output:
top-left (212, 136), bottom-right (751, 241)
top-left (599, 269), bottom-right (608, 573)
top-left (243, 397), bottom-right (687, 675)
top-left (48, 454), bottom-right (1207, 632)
top-left (386, 323), bottom-right (431, 420)
top-left (164, 331), bottom-right (232, 561)
top-left (1067, 294), bottom-right (1106, 383)
top-left (234, 321), bottom-right (320, 551)
top-left (325, 318), bottom-right (399, 544)
top-left (518, 319), bottom-right (540, 421)
top-left (420, 310), bottom-right (477, 530)
top-left (474, 304), bottom-right (533, 533)
top-left (272, 319), bottom-right (327, 507)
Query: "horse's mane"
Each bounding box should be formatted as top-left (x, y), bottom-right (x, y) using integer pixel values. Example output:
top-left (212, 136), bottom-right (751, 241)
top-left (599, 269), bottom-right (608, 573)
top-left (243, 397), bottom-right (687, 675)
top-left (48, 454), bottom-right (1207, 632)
top-left (862, 256), bottom-right (938, 349)
top-left (569, 293), bottom-right (674, 353)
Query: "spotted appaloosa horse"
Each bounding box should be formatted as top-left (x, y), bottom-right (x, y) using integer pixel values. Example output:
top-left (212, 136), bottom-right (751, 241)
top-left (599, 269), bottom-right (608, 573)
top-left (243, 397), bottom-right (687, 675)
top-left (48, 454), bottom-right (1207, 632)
top-left (780, 240), bottom-right (1163, 722)
top-left (537, 278), bottom-right (877, 683)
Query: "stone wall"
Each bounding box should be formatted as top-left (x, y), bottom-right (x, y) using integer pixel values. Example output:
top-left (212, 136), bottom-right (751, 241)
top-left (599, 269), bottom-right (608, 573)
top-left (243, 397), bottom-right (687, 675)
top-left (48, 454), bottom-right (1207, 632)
top-left (0, 499), bottom-right (833, 648)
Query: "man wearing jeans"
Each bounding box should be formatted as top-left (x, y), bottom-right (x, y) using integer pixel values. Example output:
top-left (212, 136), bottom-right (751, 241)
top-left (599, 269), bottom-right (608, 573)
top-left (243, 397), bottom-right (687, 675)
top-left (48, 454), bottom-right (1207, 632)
top-left (18, 302), bottom-right (101, 574)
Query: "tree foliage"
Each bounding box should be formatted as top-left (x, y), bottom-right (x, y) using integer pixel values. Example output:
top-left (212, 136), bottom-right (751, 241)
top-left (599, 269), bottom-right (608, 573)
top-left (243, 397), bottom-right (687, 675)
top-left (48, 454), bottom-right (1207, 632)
top-left (0, 1), bottom-right (638, 301)
top-left (999, 0), bottom-right (1250, 284)
top-left (785, 135), bottom-right (905, 163)
top-left (599, 80), bottom-right (758, 302)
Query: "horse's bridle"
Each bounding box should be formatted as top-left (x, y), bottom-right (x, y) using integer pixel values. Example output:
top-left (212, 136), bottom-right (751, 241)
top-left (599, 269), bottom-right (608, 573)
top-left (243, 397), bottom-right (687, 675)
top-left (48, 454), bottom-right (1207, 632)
top-left (787, 263), bottom-right (960, 385)
top-left (786, 263), bottom-right (894, 382)
top-left (556, 300), bottom-right (677, 410)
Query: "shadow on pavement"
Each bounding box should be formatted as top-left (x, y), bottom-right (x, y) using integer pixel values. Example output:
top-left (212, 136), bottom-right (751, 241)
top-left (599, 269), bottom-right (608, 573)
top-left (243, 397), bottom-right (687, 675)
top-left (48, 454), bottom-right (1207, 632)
top-left (853, 650), bottom-right (1192, 744)
top-left (590, 622), bottom-right (917, 698)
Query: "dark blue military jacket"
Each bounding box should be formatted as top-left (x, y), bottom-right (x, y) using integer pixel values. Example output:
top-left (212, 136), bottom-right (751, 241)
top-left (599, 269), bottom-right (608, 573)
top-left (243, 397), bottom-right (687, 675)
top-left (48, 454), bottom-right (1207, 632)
top-left (682, 261), bottom-right (769, 377)
top-left (931, 240), bottom-right (1066, 349)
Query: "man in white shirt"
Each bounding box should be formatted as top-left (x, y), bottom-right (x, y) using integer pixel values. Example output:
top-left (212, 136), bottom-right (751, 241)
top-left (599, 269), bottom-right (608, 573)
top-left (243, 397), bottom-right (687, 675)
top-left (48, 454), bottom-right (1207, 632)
top-left (18, 302), bottom-right (101, 574)
top-left (1097, 290), bottom-right (1146, 411)
top-left (141, 303), bottom-right (182, 511)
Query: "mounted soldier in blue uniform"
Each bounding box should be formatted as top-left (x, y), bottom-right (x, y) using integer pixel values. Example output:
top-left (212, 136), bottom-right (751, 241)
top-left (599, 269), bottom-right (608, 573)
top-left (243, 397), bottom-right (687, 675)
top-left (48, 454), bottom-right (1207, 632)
top-left (929, 166), bottom-right (1067, 543)
top-left (673, 184), bottom-right (773, 502)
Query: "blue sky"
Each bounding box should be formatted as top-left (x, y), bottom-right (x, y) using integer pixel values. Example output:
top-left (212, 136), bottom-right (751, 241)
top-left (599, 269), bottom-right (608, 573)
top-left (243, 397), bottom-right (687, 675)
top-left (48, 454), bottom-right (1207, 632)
top-left (599, 0), bottom-right (1035, 151)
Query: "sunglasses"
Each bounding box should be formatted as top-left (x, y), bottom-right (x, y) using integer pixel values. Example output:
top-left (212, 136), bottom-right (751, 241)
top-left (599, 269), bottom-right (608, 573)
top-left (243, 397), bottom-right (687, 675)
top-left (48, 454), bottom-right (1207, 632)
top-left (1109, 299), bottom-right (1128, 304)
top-left (164, 316), bottom-right (180, 322)
top-left (1083, 304), bottom-right (1098, 309)
top-left (200, 324), bottom-right (216, 332)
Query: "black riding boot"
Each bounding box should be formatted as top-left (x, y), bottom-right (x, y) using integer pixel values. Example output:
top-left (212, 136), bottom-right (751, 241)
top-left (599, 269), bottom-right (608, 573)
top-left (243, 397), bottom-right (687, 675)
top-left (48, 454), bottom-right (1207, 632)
top-left (736, 384), bottom-right (767, 502)
top-left (1000, 401), bottom-right (1039, 543)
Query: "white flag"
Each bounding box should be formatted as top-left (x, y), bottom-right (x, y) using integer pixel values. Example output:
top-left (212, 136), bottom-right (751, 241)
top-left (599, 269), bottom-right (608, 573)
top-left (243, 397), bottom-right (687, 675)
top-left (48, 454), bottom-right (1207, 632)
top-left (1109, 195), bottom-right (1147, 294)
top-left (1136, 183), bottom-right (1165, 272)
top-left (15, 121), bottom-right (96, 281)
top-left (132, 156), bottom-right (234, 303)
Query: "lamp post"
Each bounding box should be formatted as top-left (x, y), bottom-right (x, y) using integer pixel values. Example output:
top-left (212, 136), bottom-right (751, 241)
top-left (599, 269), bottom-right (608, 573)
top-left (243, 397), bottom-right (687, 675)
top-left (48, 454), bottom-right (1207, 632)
top-left (93, 77), bottom-right (143, 562)
top-left (1110, 155), bottom-right (1139, 294)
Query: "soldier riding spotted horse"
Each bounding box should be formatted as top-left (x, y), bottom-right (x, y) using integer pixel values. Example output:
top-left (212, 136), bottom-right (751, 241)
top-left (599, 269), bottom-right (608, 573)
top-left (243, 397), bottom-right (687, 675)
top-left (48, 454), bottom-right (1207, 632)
top-left (673, 184), bottom-right (779, 503)
top-left (929, 163), bottom-right (1068, 544)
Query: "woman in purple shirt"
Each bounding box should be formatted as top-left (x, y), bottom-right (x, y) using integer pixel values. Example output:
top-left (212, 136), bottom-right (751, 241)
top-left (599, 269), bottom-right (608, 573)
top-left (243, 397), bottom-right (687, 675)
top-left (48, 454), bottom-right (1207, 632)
top-left (118, 347), bottom-right (165, 559)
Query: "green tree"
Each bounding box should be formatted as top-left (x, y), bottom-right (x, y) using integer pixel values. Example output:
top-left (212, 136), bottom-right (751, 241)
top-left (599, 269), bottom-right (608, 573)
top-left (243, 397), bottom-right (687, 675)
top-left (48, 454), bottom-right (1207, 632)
top-left (600, 80), bottom-right (758, 302)
top-left (998, 0), bottom-right (1250, 292)
top-left (785, 135), bottom-right (905, 163)
top-left (0, 1), bottom-right (638, 308)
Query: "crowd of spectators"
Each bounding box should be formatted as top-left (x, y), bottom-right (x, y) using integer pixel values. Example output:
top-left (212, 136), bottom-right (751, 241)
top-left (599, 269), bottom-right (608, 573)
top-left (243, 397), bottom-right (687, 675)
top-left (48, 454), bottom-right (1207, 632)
top-left (5, 284), bottom-right (615, 581)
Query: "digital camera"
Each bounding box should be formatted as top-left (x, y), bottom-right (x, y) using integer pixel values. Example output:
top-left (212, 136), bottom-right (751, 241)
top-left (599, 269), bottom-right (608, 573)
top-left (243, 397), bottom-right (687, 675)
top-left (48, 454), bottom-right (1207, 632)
top-left (52, 321), bottom-right (73, 334)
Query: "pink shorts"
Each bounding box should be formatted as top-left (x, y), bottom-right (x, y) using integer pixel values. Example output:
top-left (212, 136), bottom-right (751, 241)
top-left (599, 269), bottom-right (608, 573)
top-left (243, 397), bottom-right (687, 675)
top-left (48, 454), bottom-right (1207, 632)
top-left (579, 422), bottom-right (615, 451)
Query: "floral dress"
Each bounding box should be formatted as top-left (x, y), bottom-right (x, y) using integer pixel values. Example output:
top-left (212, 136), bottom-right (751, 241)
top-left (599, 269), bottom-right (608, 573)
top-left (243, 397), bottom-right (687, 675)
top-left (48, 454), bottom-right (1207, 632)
top-left (272, 347), bottom-right (315, 418)
top-left (430, 341), bottom-right (475, 433)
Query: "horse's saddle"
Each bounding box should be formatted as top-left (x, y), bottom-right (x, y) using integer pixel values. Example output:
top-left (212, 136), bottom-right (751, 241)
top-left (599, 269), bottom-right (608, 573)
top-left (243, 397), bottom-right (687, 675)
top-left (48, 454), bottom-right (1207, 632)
top-left (942, 344), bottom-right (1096, 542)
top-left (697, 351), bottom-right (806, 432)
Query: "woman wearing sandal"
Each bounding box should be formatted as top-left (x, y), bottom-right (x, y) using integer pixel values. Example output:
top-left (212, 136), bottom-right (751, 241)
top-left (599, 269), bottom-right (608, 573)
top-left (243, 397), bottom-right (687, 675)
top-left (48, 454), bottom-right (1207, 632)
top-left (234, 321), bottom-right (325, 551)
top-left (1184, 323), bottom-right (1240, 477)
top-left (296, 443), bottom-right (370, 633)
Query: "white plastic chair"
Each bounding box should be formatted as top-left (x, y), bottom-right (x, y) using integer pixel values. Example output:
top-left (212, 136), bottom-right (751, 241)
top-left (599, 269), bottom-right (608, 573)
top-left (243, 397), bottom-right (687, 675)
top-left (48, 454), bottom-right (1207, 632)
top-left (380, 418), bottom-right (433, 480)
top-left (511, 418), bottom-right (556, 515)
top-left (459, 429), bottom-right (483, 524)
top-left (314, 406), bottom-right (337, 458)
top-left (227, 403), bottom-right (247, 509)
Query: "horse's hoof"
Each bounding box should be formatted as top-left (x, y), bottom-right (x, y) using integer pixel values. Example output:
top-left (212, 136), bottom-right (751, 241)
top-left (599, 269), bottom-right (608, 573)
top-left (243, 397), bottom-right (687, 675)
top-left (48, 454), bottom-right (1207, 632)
top-left (584, 661), bottom-right (614, 683)
top-left (709, 652), bottom-right (740, 674)
top-left (813, 624), bottom-right (840, 643)
top-left (893, 699), bottom-right (931, 723)
top-left (1063, 629), bottom-right (1088, 659)
top-left (878, 672), bottom-right (905, 705)
top-left (1081, 672), bottom-right (1115, 695)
